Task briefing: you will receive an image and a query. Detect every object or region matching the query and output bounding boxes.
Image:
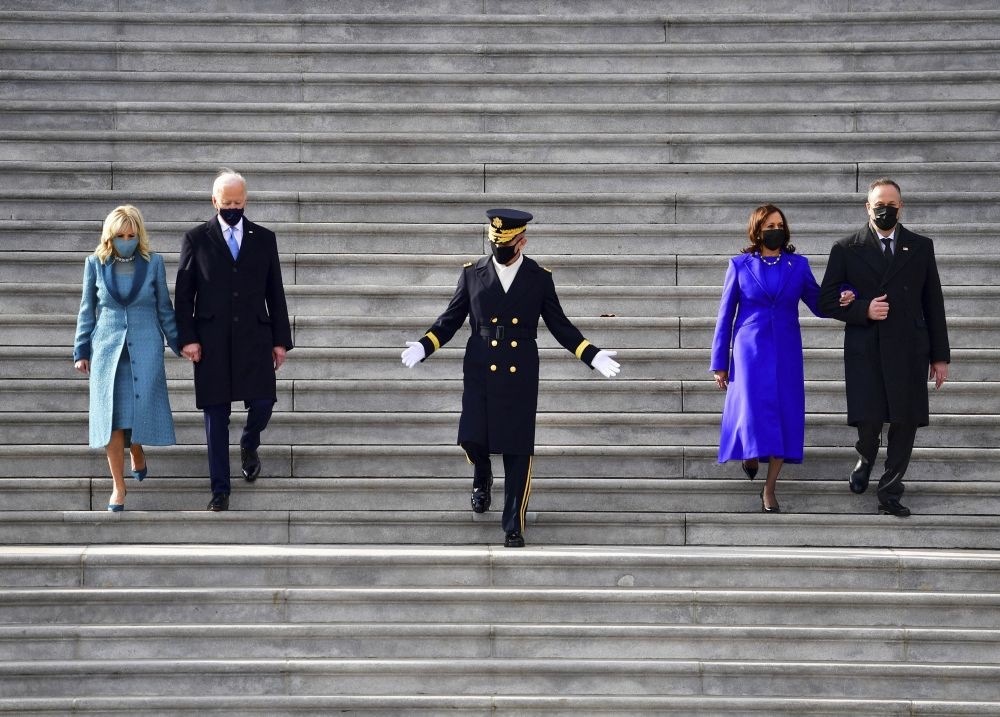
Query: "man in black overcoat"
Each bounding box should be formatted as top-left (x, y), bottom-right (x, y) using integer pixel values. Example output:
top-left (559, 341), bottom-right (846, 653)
top-left (819, 178), bottom-right (950, 517)
top-left (175, 169), bottom-right (293, 511)
top-left (401, 208), bottom-right (621, 547)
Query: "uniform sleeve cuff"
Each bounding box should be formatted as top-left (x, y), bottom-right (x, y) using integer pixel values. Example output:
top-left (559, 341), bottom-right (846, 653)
top-left (575, 340), bottom-right (599, 367)
top-left (73, 344), bottom-right (90, 362)
top-left (419, 333), bottom-right (439, 358)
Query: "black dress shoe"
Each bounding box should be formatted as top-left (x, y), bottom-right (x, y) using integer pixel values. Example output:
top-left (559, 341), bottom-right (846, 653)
top-left (759, 488), bottom-right (781, 513)
top-left (471, 478), bottom-right (493, 514)
top-left (850, 456), bottom-right (873, 494)
top-left (741, 460), bottom-right (758, 481)
top-left (504, 531), bottom-right (525, 548)
top-left (207, 493), bottom-right (229, 512)
top-left (241, 447), bottom-right (261, 482)
top-left (877, 497), bottom-right (911, 517)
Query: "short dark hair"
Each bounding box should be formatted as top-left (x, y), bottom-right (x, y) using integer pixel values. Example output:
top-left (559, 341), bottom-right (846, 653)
top-left (742, 203), bottom-right (796, 255)
top-left (868, 177), bottom-right (901, 196)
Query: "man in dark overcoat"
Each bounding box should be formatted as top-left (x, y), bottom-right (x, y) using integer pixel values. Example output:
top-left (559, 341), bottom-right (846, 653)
top-left (401, 208), bottom-right (621, 547)
top-left (175, 169), bottom-right (292, 511)
top-left (819, 178), bottom-right (949, 517)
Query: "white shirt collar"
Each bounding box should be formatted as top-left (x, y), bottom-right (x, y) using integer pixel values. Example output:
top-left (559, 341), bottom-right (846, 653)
top-left (492, 252), bottom-right (524, 293)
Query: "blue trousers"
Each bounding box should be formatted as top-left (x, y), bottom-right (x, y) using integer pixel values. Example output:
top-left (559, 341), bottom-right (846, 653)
top-left (462, 441), bottom-right (533, 535)
top-left (203, 399), bottom-right (274, 496)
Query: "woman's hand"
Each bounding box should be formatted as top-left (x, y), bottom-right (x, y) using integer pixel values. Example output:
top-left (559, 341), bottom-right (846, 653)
top-left (839, 289), bottom-right (856, 307)
top-left (74, 359), bottom-right (90, 375)
top-left (714, 370), bottom-right (728, 390)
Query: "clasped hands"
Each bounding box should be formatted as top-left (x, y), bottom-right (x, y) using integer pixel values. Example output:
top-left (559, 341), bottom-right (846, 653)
top-left (181, 343), bottom-right (287, 371)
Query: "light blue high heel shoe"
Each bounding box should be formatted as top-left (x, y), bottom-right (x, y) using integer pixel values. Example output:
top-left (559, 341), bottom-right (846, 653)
top-left (131, 447), bottom-right (147, 482)
top-left (107, 502), bottom-right (125, 512)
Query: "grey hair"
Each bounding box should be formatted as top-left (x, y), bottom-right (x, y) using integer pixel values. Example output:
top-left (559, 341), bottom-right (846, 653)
top-left (213, 168), bottom-right (246, 197)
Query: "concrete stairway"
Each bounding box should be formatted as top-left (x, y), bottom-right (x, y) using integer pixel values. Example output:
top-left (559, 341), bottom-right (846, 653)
top-left (1, 2), bottom-right (999, 714)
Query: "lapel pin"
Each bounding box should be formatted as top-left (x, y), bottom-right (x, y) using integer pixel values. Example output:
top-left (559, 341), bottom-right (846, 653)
top-left (902, 246), bottom-right (909, 251)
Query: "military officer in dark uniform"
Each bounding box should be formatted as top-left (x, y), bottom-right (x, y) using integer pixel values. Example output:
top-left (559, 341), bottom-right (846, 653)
top-left (401, 208), bottom-right (621, 547)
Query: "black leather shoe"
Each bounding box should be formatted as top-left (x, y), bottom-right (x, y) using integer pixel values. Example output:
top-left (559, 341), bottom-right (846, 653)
top-left (850, 455), bottom-right (873, 494)
top-left (878, 498), bottom-right (911, 517)
top-left (241, 447), bottom-right (261, 482)
top-left (471, 478), bottom-right (493, 514)
top-left (760, 488), bottom-right (781, 513)
top-left (504, 531), bottom-right (525, 548)
top-left (741, 460), bottom-right (758, 481)
top-left (207, 493), bottom-right (229, 512)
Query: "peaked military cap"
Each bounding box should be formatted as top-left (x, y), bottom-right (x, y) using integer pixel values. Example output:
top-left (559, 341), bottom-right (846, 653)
top-left (487, 208), bottom-right (533, 244)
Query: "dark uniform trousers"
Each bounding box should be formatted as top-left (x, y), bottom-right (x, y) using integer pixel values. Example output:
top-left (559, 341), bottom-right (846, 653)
top-left (462, 441), bottom-right (533, 535)
top-left (856, 421), bottom-right (917, 502)
top-left (204, 398), bottom-right (274, 496)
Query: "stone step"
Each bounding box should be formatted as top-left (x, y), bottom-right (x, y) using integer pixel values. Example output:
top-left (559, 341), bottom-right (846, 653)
top-left (1, 9), bottom-right (998, 44)
top-left (4, 69), bottom-right (999, 104)
top-left (0, 656), bottom-right (997, 700)
top-left (6, 622), bottom-right (1000, 663)
top-left (1, 443), bottom-right (995, 482)
top-left (7, 249), bottom-right (996, 288)
top-left (4, 280), bottom-right (996, 323)
top-left (0, 695), bottom-right (997, 717)
top-left (0, 219), bottom-right (990, 256)
top-left (3, 38), bottom-right (999, 73)
top-left (2, 509), bottom-right (1000, 549)
top-left (7, 346), bottom-right (999, 382)
top-left (3, 379), bottom-right (996, 417)
top-left (6, 100), bottom-right (1000, 135)
top-left (4, 189), bottom-right (1000, 225)
top-left (5, 410), bottom-right (999, 449)
top-left (2, 130), bottom-right (998, 164)
top-left (4, 583), bottom-right (999, 627)
top-left (3, 544), bottom-right (997, 591)
top-left (4, 477), bottom-right (997, 516)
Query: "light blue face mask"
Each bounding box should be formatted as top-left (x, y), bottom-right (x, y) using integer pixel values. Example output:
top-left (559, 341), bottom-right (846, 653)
top-left (113, 237), bottom-right (139, 258)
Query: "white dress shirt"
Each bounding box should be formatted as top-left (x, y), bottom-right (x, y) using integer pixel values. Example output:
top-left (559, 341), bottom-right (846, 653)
top-left (492, 253), bottom-right (523, 293)
top-left (875, 227), bottom-right (896, 255)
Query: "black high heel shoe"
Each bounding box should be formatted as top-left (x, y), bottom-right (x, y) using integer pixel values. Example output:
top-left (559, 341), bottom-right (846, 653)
top-left (741, 460), bottom-right (758, 480)
top-left (759, 488), bottom-right (780, 513)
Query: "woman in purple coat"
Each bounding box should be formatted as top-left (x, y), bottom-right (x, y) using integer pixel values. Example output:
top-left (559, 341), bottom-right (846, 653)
top-left (711, 204), bottom-right (853, 512)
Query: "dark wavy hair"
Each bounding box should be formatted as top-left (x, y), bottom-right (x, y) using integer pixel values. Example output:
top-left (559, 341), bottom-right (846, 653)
top-left (741, 203), bottom-right (796, 255)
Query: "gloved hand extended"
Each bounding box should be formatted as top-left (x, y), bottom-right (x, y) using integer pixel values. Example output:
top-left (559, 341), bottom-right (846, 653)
top-left (592, 349), bottom-right (620, 378)
top-left (401, 341), bottom-right (426, 368)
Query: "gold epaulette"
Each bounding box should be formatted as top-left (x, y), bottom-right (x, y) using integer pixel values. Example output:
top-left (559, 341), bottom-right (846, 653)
top-left (463, 261), bottom-right (473, 268)
top-left (543, 267), bottom-right (552, 273)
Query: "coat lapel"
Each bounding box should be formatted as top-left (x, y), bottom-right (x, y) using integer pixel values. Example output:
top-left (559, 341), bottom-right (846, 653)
top-left (850, 225), bottom-right (888, 281)
top-left (209, 217), bottom-right (234, 263)
top-left (476, 256), bottom-right (505, 306)
top-left (100, 259), bottom-right (124, 306)
top-left (743, 253), bottom-right (771, 298)
top-left (882, 225), bottom-right (915, 284)
top-left (100, 255), bottom-right (148, 307)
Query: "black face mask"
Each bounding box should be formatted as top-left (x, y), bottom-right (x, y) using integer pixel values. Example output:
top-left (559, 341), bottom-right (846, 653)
top-left (761, 228), bottom-right (786, 251)
top-left (219, 207), bottom-right (244, 226)
top-left (872, 205), bottom-right (898, 231)
top-left (491, 241), bottom-right (519, 265)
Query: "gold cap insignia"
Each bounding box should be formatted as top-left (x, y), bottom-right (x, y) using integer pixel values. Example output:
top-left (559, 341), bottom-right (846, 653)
top-left (491, 217), bottom-right (503, 229)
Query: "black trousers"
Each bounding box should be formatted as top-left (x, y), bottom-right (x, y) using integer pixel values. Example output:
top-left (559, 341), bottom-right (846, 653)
top-left (462, 441), bottom-right (533, 535)
top-left (203, 399), bottom-right (274, 496)
top-left (856, 421), bottom-right (918, 502)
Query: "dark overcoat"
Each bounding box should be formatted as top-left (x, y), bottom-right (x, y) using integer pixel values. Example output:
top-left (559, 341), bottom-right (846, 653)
top-left (819, 224), bottom-right (949, 427)
top-left (174, 218), bottom-right (292, 408)
top-left (417, 256), bottom-right (601, 455)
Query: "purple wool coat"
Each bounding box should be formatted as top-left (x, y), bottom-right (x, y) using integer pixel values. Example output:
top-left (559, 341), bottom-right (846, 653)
top-left (710, 252), bottom-right (824, 464)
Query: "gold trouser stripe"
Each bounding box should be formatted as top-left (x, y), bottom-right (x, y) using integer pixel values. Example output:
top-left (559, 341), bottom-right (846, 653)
top-left (574, 339), bottom-right (592, 360)
top-left (519, 455), bottom-right (534, 533)
top-left (424, 331), bottom-right (441, 351)
top-left (463, 449), bottom-right (473, 466)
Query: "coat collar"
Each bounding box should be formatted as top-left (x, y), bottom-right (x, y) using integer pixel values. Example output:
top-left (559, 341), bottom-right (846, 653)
top-left (209, 216), bottom-right (258, 264)
top-left (850, 224), bottom-right (891, 280)
top-left (742, 251), bottom-right (791, 300)
top-left (475, 254), bottom-right (506, 305)
top-left (882, 224), bottom-right (915, 284)
top-left (100, 254), bottom-right (148, 307)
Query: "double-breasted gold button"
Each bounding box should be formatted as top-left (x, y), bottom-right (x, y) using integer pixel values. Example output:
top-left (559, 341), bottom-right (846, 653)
top-left (491, 317), bottom-right (498, 324)
top-left (509, 366), bottom-right (517, 373)
top-left (511, 317), bottom-right (519, 325)
top-left (511, 340), bottom-right (518, 348)
top-left (491, 340), bottom-right (498, 347)
top-left (490, 364), bottom-right (497, 372)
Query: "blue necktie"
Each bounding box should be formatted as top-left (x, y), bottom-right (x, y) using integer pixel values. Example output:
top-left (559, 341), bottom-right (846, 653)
top-left (226, 227), bottom-right (239, 260)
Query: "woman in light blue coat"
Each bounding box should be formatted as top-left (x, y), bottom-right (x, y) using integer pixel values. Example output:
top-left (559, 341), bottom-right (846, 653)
top-left (73, 205), bottom-right (180, 511)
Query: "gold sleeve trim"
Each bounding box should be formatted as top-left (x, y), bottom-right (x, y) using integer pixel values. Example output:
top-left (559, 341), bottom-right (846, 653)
top-left (424, 331), bottom-right (441, 351)
top-left (574, 339), bottom-right (592, 360)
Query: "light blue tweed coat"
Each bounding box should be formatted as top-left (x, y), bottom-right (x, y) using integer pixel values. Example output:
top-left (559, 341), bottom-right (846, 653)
top-left (73, 253), bottom-right (180, 448)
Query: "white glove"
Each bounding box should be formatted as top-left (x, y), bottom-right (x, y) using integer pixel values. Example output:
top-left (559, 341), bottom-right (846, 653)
top-left (401, 341), bottom-right (426, 368)
top-left (592, 349), bottom-right (620, 378)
